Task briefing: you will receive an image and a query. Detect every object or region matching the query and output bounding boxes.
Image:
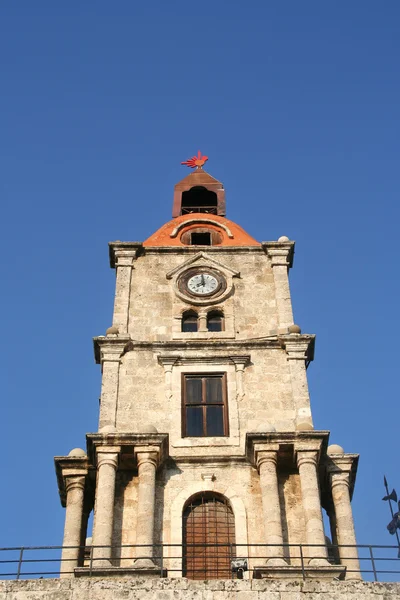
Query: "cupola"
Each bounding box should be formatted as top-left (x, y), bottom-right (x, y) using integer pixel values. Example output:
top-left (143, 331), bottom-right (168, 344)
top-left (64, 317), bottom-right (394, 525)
top-left (172, 151), bottom-right (226, 217)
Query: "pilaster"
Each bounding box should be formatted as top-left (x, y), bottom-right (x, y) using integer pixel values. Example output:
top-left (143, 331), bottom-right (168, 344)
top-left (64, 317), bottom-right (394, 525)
top-left (263, 240), bottom-right (295, 329)
top-left (279, 333), bottom-right (315, 427)
top-left (109, 242), bottom-right (142, 333)
top-left (93, 334), bottom-right (131, 431)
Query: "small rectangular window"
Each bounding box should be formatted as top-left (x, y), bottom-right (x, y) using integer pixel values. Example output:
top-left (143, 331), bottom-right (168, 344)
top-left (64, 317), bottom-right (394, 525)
top-left (191, 232), bottom-right (211, 245)
top-left (182, 373), bottom-right (228, 437)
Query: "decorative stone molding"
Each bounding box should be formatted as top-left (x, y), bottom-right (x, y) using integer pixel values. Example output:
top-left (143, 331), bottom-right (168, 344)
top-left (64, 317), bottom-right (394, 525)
top-left (158, 355), bottom-right (249, 449)
top-left (170, 219), bottom-right (234, 239)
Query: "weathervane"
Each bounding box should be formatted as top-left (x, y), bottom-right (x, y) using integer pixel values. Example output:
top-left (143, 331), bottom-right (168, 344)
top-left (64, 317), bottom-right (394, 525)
top-left (382, 475), bottom-right (400, 557)
top-left (181, 151), bottom-right (208, 169)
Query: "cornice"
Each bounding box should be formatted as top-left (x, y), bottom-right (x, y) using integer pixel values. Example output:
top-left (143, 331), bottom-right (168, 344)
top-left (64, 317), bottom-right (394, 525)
top-left (262, 241), bottom-right (295, 268)
top-left (108, 242), bottom-right (143, 268)
top-left (93, 334), bottom-right (132, 364)
top-left (86, 432), bottom-right (169, 465)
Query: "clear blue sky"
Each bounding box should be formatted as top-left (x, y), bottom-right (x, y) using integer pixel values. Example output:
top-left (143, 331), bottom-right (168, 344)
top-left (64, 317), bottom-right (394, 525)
top-left (1, 0), bottom-right (399, 566)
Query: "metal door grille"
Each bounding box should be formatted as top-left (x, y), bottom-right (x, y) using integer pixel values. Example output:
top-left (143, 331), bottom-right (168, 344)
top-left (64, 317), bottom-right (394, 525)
top-left (183, 493), bottom-right (236, 579)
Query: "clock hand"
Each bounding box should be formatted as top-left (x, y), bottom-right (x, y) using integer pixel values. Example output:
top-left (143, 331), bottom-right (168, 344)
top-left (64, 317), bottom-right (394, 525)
top-left (201, 274), bottom-right (205, 286)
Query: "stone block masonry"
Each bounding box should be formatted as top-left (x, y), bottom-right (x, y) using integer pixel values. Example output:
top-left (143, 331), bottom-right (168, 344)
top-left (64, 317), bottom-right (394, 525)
top-left (1, 578), bottom-right (400, 600)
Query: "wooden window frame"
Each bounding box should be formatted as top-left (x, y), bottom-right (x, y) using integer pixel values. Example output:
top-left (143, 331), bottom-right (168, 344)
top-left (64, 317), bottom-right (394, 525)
top-left (182, 373), bottom-right (229, 438)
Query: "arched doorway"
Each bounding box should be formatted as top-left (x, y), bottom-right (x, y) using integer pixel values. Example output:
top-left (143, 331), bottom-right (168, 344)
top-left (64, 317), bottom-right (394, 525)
top-left (182, 492), bottom-right (236, 579)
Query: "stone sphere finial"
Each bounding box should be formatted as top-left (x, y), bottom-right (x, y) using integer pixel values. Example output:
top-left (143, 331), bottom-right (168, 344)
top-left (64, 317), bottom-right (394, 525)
top-left (68, 448), bottom-right (86, 457)
top-left (137, 424), bottom-right (158, 434)
top-left (327, 444), bottom-right (345, 455)
top-left (296, 421), bottom-right (314, 431)
top-left (106, 326), bottom-right (119, 336)
top-left (278, 235), bottom-right (290, 242)
top-left (288, 324), bottom-right (301, 334)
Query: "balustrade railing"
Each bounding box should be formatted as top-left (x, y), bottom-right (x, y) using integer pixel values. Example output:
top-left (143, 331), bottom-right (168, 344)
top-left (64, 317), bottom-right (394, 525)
top-left (0, 543), bottom-right (399, 582)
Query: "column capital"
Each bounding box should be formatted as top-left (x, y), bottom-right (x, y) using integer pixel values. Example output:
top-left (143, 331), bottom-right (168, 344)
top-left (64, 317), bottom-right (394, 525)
top-left (296, 449), bottom-right (319, 468)
top-left (278, 334), bottom-right (315, 362)
top-left (65, 475), bottom-right (86, 494)
top-left (325, 453), bottom-right (359, 498)
top-left (135, 450), bottom-right (159, 470)
top-left (96, 447), bottom-right (120, 470)
top-left (54, 455), bottom-right (89, 508)
top-left (262, 241), bottom-right (295, 268)
top-left (157, 355), bottom-right (181, 371)
top-left (229, 355), bottom-right (251, 370)
top-left (93, 335), bottom-right (132, 365)
top-left (109, 242), bottom-right (142, 269)
top-left (256, 449), bottom-right (279, 471)
top-left (135, 446), bottom-right (163, 469)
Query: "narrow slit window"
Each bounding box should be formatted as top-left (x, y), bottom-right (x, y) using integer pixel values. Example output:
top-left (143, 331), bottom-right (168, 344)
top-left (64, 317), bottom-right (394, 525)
top-left (207, 311), bottom-right (224, 332)
top-left (182, 373), bottom-right (228, 437)
top-left (182, 311), bottom-right (198, 332)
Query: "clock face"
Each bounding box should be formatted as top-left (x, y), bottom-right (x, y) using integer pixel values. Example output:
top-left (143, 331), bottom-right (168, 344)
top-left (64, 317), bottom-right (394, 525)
top-left (187, 273), bottom-right (219, 295)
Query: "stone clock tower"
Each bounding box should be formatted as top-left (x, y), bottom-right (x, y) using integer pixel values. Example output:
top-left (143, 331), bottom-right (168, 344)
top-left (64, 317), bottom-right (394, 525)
top-left (55, 157), bottom-right (361, 581)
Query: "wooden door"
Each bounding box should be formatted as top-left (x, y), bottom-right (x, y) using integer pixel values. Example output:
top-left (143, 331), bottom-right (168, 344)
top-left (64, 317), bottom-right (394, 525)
top-left (183, 493), bottom-right (236, 579)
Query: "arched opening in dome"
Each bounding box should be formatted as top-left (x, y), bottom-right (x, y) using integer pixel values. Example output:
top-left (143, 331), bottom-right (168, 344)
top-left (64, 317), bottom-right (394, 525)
top-left (181, 186), bottom-right (218, 215)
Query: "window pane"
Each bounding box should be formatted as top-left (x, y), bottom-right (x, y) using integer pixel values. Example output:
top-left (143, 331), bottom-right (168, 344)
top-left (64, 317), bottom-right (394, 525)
top-left (182, 316), bottom-right (198, 332)
top-left (206, 377), bottom-right (222, 403)
top-left (186, 378), bottom-right (203, 404)
top-left (186, 407), bottom-right (204, 436)
top-left (207, 314), bottom-right (222, 332)
top-left (206, 406), bottom-right (224, 436)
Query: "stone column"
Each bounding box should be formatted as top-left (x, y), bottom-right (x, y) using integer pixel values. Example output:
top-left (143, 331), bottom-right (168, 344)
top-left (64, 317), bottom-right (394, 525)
top-left (134, 451), bottom-right (158, 568)
top-left (266, 242), bottom-right (294, 330)
top-left (257, 450), bottom-right (287, 566)
top-left (281, 335), bottom-right (313, 427)
top-left (297, 451), bottom-right (330, 566)
top-left (60, 476), bottom-right (86, 578)
top-left (331, 473), bottom-right (361, 579)
top-left (198, 309), bottom-right (207, 332)
top-left (91, 449), bottom-right (119, 567)
top-left (113, 248), bottom-right (137, 333)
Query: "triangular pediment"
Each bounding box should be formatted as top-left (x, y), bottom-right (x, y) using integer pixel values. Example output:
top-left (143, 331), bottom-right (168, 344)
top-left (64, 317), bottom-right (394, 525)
top-left (166, 252), bottom-right (240, 280)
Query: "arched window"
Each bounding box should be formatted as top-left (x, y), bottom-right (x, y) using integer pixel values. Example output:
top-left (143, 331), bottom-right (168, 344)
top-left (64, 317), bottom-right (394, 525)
top-left (183, 493), bottom-right (236, 579)
top-left (181, 186), bottom-right (218, 215)
top-left (207, 310), bottom-right (224, 332)
top-left (182, 310), bottom-right (198, 332)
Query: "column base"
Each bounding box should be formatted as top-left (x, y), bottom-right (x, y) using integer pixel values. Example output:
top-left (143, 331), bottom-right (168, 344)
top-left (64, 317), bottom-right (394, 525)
top-left (74, 565), bottom-right (167, 578)
top-left (253, 564), bottom-right (346, 580)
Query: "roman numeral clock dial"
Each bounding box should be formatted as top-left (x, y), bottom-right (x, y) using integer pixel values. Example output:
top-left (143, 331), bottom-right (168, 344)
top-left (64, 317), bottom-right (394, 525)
top-left (187, 273), bottom-right (218, 295)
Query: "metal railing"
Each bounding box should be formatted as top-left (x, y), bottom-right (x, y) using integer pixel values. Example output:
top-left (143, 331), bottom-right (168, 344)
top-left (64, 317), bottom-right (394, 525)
top-left (0, 543), bottom-right (399, 582)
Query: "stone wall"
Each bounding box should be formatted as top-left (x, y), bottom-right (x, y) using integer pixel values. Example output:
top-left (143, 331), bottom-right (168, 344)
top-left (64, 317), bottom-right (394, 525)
top-left (127, 250), bottom-right (279, 342)
top-left (1, 578), bottom-right (399, 599)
